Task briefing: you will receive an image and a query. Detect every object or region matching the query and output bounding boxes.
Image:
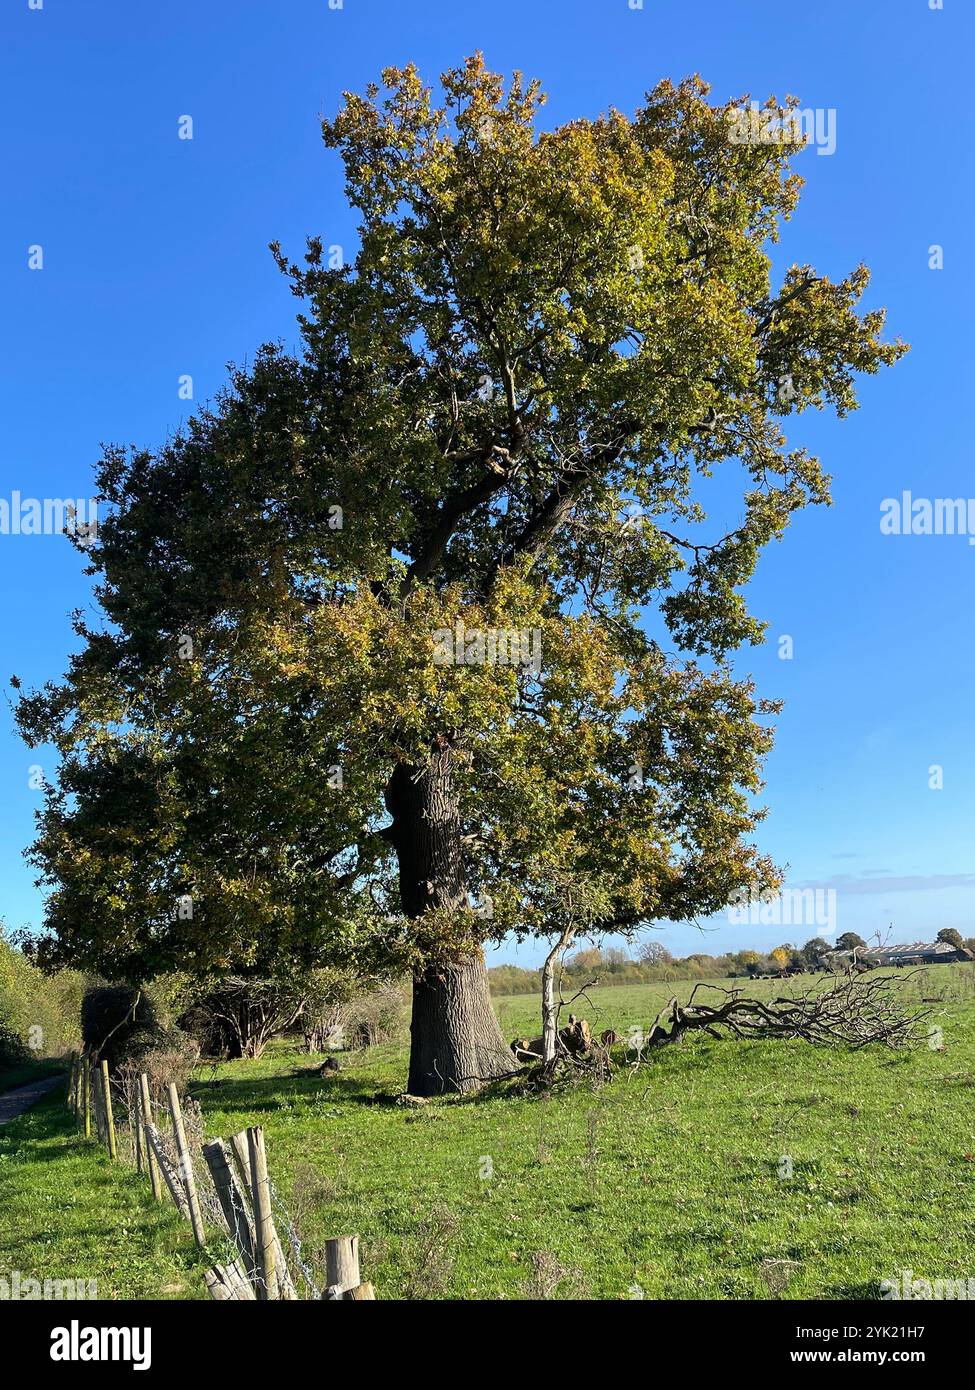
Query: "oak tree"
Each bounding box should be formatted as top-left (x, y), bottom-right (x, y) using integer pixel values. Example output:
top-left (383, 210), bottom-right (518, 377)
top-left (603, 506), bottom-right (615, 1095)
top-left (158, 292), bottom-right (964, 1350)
top-left (17, 59), bottom-right (904, 1094)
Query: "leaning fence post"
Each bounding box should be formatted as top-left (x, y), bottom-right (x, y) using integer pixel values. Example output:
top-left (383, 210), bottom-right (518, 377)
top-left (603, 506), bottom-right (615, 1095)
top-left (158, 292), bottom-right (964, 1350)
top-left (227, 1130), bottom-right (251, 1188)
top-left (100, 1060), bottom-right (117, 1160)
top-left (204, 1260), bottom-right (257, 1301)
top-left (203, 1139), bottom-right (256, 1278)
top-left (247, 1126), bottom-right (277, 1300)
top-left (139, 1073), bottom-right (161, 1201)
top-left (228, 1130), bottom-right (296, 1298)
top-left (144, 1123), bottom-right (190, 1215)
top-left (167, 1082), bottom-right (206, 1247)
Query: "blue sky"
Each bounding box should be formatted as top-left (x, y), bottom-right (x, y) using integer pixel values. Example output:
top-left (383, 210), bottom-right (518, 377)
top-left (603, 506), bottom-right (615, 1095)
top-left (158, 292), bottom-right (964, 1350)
top-left (1, 0), bottom-right (972, 967)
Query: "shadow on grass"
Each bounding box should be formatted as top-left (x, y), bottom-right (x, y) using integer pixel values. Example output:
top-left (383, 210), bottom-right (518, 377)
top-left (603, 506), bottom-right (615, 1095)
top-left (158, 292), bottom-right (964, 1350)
top-left (190, 1066), bottom-right (399, 1114)
top-left (826, 1279), bottom-right (887, 1299)
top-left (880, 1053), bottom-right (917, 1069)
top-left (193, 1053), bottom-right (543, 1114)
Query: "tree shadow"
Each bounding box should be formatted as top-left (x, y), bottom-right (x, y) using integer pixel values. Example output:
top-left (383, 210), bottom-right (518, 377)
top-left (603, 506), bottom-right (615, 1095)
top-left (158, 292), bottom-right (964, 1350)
top-left (190, 1067), bottom-right (400, 1114)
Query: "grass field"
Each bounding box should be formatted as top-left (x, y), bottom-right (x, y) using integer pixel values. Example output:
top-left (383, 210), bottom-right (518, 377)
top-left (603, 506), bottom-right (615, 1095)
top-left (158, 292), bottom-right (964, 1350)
top-left (0, 1088), bottom-right (214, 1299)
top-left (3, 966), bottom-right (975, 1300)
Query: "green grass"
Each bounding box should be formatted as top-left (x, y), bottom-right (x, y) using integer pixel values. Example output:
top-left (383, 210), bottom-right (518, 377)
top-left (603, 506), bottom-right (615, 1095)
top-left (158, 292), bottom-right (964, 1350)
top-left (191, 964), bottom-right (975, 1300)
top-left (0, 1092), bottom-right (214, 1299)
top-left (4, 964), bottom-right (975, 1300)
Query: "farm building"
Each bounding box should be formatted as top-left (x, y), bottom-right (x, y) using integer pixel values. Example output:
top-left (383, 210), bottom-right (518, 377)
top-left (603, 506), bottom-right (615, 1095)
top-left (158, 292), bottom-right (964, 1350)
top-left (828, 940), bottom-right (975, 968)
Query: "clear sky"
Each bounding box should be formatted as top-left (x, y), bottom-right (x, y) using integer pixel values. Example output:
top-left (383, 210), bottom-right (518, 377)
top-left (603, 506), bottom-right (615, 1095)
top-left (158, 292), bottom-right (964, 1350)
top-left (2, 0), bottom-right (972, 968)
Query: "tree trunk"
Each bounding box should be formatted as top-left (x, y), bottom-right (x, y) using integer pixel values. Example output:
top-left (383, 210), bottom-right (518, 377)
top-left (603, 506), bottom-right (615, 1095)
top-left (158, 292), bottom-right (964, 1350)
top-left (408, 952), bottom-right (512, 1094)
top-left (541, 956), bottom-right (558, 1064)
top-left (541, 924), bottom-right (575, 1063)
top-left (385, 743), bottom-right (513, 1096)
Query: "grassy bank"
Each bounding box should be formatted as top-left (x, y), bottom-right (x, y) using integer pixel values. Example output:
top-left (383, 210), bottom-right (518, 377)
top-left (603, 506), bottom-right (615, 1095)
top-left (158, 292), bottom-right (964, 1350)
top-left (0, 1057), bottom-right (67, 1093)
top-left (0, 1092), bottom-right (209, 1299)
top-left (3, 966), bottom-right (974, 1300)
top-left (191, 965), bottom-right (975, 1300)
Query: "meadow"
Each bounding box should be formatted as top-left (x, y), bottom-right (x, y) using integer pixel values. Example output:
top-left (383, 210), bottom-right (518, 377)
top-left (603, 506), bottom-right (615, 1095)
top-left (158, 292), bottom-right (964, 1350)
top-left (2, 966), bottom-right (974, 1300)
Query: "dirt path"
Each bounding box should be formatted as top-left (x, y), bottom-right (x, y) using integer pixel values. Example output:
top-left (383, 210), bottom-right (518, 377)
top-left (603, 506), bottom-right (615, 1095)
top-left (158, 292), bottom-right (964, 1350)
top-left (0, 1074), bottom-right (64, 1125)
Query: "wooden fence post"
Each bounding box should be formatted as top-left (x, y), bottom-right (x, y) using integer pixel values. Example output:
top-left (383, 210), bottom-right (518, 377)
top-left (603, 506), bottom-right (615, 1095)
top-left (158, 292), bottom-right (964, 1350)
top-left (144, 1123), bottom-right (190, 1215)
top-left (90, 1062), bottom-right (100, 1138)
top-left (203, 1140), bottom-right (255, 1278)
top-left (139, 1074), bottom-right (161, 1200)
top-left (82, 1056), bottom-right (91, 1139)
top-left (100, 1060), bottom-right (117, 1160)
top-left (247, 1126), bottom-right (277, 1300)
top-left (167, 1083), bottom-right (206, 1247)
top-left (227, 1130), bottom-right (251, 1187)
top-left (204, 1260), bottom-right (257, 1301)
top-left (324, 1235), bottom-right (361, 1298)
top-left (93, 1061), bottom-right (107, 1141)
top-left (228, 1130), bottom-right (296, 1298)
top-left (133, 1081), bottom-right (145, 1175)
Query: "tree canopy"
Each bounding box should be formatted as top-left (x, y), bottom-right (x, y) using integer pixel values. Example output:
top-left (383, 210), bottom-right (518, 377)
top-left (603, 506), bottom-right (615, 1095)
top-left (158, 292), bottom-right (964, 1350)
top-left (937, 928), bottom-right (964, 950)
top-left (18, 59), bottom-right (904, 1011)
top-left (836, 932), bottom-right (868, 953)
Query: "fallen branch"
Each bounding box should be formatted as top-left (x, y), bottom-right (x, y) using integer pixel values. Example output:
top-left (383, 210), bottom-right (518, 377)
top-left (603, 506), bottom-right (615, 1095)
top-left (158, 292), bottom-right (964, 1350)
top-left (640, 971), bottom-right (930, 1051)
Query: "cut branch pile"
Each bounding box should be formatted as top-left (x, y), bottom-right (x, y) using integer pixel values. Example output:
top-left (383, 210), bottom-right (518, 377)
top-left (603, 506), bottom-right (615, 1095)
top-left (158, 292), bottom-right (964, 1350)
top-left (644, 972), bottom-right (930, 1051)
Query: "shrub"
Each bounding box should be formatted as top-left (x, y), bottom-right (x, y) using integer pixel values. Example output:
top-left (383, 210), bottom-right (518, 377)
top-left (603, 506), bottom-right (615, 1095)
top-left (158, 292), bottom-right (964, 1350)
top-left (177, 998), bottom-right (236, 1058)
top-left (0, 1022), bottom-right (30, 1068)
top-left (117, 1029), bottom-right (199, 1102)
top-left (345, 978), bottom-right (409, 1049)
top-left (0, 932), bottom-right (83, 1058)
top-left (81, 978), bottom-right (201, 1093)
top-left (301, 968), bottom-right (360, 1052)
top-left (177, 976), bottom-right (305, 1059)
top-left (80, 985), bottom-right (162, 1068)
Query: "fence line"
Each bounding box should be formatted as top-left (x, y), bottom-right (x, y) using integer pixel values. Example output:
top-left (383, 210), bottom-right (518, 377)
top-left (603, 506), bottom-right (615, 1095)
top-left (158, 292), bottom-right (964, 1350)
top-left (64, 1048), bottom-right (376, 1301)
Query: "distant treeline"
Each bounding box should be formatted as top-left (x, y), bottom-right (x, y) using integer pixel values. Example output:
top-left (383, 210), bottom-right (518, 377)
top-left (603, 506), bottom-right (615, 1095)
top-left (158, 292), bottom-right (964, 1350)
top-left (487, 938), bottom-right (865, 995)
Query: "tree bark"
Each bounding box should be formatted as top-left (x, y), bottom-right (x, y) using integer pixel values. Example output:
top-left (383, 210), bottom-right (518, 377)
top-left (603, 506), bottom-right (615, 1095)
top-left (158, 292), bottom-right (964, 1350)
top-left (384, 743), bottom-right (513, 1095)
top-left (408, 951), bottom-right (512, 1094)
top-left (541, 925), bottom-right (576, 1063)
